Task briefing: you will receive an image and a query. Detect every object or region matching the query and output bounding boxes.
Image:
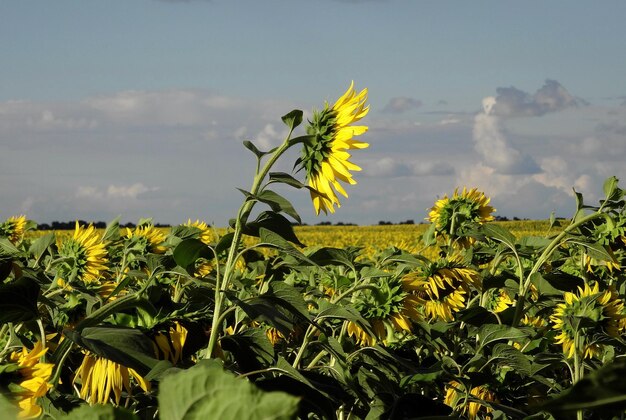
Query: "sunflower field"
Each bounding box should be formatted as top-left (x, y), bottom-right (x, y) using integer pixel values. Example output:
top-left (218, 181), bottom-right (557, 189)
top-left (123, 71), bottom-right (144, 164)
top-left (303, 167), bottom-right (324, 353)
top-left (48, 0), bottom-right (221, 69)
top-left (2, 84), bottom-right (626, 420)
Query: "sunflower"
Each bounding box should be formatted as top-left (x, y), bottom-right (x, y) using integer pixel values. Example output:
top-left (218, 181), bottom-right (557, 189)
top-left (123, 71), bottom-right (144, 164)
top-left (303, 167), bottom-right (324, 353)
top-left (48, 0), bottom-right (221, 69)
top-left (73, 353), bottom-right (150, 405)
top-left (1, 215), bottom-right (27, 244)
top-left (428, 187), bottom-right (495, 246)
top-left (125, 224), bottom-right (167, 254)
top-left (550, 282), bottom-right (625, 359)
top-left (183, 219), bottom-right (213, 245)
top-left (444, 380), bottom-right (497, 420)
top-left (57, 222), bottom-right (108, 284)
top-left (403, 256), bottom-right (481, 322)
top-left (8, 342), bottom-right (54, 418)
top-left (484, 289), bottom-right (514, 314)
top-left (300, 82), bottom-right (369, 215)
top-left (347, 275), bottom-right (422, 346)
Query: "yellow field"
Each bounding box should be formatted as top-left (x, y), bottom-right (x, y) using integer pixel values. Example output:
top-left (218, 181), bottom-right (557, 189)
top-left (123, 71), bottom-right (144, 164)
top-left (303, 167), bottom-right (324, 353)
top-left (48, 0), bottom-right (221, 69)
top-left (31, 220), bottom-right (559, 261)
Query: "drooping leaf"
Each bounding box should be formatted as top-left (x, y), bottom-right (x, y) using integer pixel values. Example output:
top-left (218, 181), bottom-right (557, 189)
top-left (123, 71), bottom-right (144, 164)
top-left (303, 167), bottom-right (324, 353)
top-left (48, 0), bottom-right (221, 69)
top-left (243, 140), bottom-right (265, 158)
top-left (0, 277), bottom-right (40, 324)
top-left (268, 172), bottom-right (307, 189)
top-left (158, 359), bottom-right (299, 420)
top-left (257, 190), bottom-right (301, 224)
top-left (102, 216), bottom-right (121, 242)
top-left (220, 328), bottom-right (275, 372)
top-left (243, 212), bottom-right (304, 247)
top-left (65, 326), bottom-right (161, 376)
top-left (28, 232), bottom-right (56, 263)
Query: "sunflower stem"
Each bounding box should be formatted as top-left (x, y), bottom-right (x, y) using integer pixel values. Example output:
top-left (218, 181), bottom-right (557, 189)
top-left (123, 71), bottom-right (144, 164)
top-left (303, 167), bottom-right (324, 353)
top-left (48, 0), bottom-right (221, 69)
top-left (205, 127), bottom-right (296, 359)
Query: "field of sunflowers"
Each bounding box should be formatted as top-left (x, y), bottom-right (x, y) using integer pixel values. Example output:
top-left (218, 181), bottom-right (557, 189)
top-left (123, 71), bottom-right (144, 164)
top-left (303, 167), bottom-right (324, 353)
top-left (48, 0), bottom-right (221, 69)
top-left (2, 83), bottom-right (626, 420)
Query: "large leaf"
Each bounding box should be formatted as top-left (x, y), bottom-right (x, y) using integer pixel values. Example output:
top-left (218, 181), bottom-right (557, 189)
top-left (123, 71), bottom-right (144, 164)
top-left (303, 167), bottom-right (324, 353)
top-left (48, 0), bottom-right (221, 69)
top-left (173, 239), bottom-right (214, 272)
top-left (65, 326), bottom-right (161, 376)
top-left (28, 232), bottom-right (56, 262)
top-left (158, 360), bottom-right (299, 420)
top-left (475, 324), bottom-right (527, 349)
top-left (63, 404), bottom-right (139, 420)
top-left (241, 212), bottom-right (304, 247)
top-left (0, 277), bottom-right (40, 324)
top-left (257, 190), bottom-right (301, 224)
top-left (536, 357), bottom-right (626, 415)
top-left (220, 328), bottom-right (275, 372)
top-left (306, 247), bottom-right (355, 270)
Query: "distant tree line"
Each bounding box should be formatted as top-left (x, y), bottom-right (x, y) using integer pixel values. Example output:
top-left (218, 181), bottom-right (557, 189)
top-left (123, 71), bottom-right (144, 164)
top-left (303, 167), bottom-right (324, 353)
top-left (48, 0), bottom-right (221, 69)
top-left (36, 221), bottom-right (171, 230)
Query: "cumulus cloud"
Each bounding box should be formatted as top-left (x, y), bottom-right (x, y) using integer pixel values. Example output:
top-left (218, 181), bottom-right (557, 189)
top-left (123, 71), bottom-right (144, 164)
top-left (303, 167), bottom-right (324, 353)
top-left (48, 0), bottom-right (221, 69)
top-left (493, 79), bottom-right (582, 117)
top-left (382, 97), bottom-right (422, 114)
top-left (472, 97), bottom-right (541, 174)
top-left (363, 157), bottom-right (454, 178)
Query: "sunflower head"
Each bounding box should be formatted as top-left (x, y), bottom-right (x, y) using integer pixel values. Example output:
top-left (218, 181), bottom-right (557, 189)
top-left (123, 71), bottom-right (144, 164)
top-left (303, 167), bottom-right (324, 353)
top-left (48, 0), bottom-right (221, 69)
top-left (154, 322), bottom-right (188, 365)
top-left (0, 215), bottom-right (28, 244)
top-left (484, 289), bottom-right (514, 314)
top-left (300, 82), bottom-right (369, 215)
top-left (550, 282), bottom-right (625, 359)
top-left (348, 275), bottom-right (422, 346)
top-left (8, 342), bottom-right (54, 418)
top-left (57, 222), bottom-right (108, 284)
top-left (126, 224), bottom-right (167, 254)
top-left (183, 219), bottom-right (213, 245)
top-left (74, 353), bottom-right (150, 405)
top-left (403, 255), bottom-right (481, 322)
top-left (444, 380), bottom-right (497, 420)
top-left (428, 187), bottom-right (495, 245)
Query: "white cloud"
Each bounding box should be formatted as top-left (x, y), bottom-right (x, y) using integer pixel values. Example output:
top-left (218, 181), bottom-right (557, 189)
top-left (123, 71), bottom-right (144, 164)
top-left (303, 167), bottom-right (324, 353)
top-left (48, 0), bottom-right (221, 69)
top-left (76, 183), bottom-right (158, 201)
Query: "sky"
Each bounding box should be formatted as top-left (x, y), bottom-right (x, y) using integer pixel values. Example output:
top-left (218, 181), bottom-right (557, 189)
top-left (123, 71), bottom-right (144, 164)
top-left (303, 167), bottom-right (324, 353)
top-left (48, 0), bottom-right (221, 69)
top-left (2, 1), bottom-right (626, 227)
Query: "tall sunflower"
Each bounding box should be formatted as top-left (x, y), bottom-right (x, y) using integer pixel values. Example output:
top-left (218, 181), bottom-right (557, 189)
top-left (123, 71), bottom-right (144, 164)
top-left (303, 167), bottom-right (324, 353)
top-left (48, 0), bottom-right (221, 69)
top-left (428, 187), bottom-right (495, 246)
top-left (550, 282), bottom-right (625, 359)
top-left (8, 342), bottom-right (54, 419)
top-left (57, 222), bottom-right (108, 284)
top-left (403, 256), bottom-right (481, 322)
top-left (73, 353), bottom-right (150, 405)
top-left (1, 215), bottom-right (27, 244)
top-left (347, 275), bottom-right (421, 346)
top-left (300, 82), bottom-right (369, 215)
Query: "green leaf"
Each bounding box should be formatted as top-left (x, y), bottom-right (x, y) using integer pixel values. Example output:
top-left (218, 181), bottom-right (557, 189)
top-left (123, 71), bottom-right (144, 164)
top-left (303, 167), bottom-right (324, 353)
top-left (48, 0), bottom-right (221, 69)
top-left (0, 277), bottom-right (40, 324)
top-left (476, 324), bottom-right (527, 349)
top-left (603, 176), bottom-right (620, 201)
top-left (490, 343), bottom-right (531, 376)
top-left (0, 392), bottom-right (17, 420)
top-left (0, 238), bottom-right (21, 259)
top-left (534, 271), bottom-right (584, 295)
top-left (243, 140), bottom-right (265, 158)
top-left (102, 217), bottom-right (121, 242)
top-left (258, 229), bottom-right (311, 266)
top-left (243, 212), bottom-right (304, 247)
top-left (422, 223), bottom-right (437, 247)
top-left (29, 232), bottom-right (56, 262)
top-left (220, 328), bottom-right (275, 372)
top-left (481, 224), bottom-right (517, 251)
top-left (268, 172), bottom-right (307, 189)
top-left (215, 232), bottom-right (234, 255)
top-left (306, 247), bottom-right (355, 270)
top-left (173, 239), bottom-right (214, 272)
top-left (281, 109), bottom-right (303, 130)
top-left (64, 404), bottom-right (139, 420)
top-left (257, 190), bottom-right (301, 224)
top-left (65, 326), bottom-right (161, 376)
top-left (537, 357), bottom-right (626, 414)
top-left (158, 359), bottom-right (299, 420)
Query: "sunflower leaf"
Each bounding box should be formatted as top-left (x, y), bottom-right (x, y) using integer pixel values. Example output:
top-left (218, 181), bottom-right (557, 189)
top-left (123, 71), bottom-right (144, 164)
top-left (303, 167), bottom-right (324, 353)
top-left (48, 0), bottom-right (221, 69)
top-left (242, 140), bottom-right (266, 158)
top-left (281, 109), bottom-right (303, 130)
top-left (158, 359), bottom-right (299, 420)
top-left (257, 189), bottom-right (302, 224)
top-left (173, 239), bottom-right (214, 273)
top-left (269, 172), bottom-right (307, 189)
top-left (64, 404), bottom-right (139, 420)
top-left (0, 277), bottom-right (40, 324)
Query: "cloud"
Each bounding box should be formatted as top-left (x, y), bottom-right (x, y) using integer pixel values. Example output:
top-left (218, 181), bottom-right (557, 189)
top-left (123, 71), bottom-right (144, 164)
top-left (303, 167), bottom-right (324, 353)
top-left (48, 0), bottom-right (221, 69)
top-left (472, 99), bottom-right (541, 174)
top-left (493, 79), bottom-right (582, 117)
top-left (76, 183), bottom-right (158, 200)
top-left (382, 97), bottom-right (422, 114)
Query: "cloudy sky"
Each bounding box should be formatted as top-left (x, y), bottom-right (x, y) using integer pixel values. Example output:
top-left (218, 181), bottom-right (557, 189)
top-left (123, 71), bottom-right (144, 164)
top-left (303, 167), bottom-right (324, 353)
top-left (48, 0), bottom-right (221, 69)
top-left (2, 1), bottom-right (626, 226)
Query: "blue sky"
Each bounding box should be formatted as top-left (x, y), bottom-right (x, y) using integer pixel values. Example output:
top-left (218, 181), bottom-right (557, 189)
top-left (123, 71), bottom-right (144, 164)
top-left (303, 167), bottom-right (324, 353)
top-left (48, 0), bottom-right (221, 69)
top-left (2, 0), bottom-right (626, 226)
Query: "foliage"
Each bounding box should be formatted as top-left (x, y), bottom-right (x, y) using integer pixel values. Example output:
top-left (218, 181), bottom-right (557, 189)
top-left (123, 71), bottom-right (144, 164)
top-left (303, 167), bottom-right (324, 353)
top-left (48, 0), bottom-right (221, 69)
top-left (2, 85), bottom-right (626, 420)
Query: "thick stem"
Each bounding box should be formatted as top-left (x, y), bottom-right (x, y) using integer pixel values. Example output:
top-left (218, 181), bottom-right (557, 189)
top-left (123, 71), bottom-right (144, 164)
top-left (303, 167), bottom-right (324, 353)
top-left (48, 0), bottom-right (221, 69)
top-left (205, 132), bottom-right (295, 358)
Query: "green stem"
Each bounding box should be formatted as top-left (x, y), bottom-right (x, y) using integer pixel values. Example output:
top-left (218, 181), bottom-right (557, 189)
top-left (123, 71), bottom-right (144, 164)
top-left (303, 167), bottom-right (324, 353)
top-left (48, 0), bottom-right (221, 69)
top-left (205, 129), bottom-right (295, 358)
top-left (292, 324), bottom-right (316, 368)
